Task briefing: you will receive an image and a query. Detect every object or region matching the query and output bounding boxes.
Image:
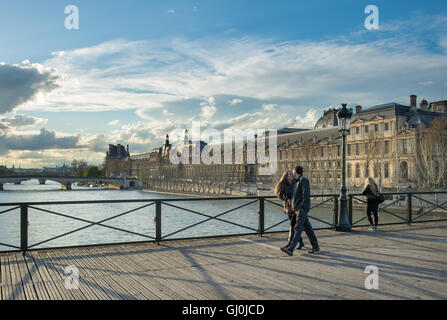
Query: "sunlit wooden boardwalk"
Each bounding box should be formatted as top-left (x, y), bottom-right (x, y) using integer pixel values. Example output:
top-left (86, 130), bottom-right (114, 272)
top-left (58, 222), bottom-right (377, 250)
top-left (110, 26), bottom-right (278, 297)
top-left (1, 221), bottom-right (446, 300)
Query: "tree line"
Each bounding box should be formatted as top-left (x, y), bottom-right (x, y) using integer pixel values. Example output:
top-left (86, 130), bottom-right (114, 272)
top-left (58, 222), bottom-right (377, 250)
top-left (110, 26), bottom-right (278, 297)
top-left (71, 159), bottom-right (105, 178)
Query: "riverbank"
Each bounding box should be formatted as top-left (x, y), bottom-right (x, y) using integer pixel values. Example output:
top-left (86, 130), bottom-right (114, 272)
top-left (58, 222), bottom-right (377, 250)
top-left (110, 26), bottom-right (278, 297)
top-left (141, 188), bottom-right (251, 198)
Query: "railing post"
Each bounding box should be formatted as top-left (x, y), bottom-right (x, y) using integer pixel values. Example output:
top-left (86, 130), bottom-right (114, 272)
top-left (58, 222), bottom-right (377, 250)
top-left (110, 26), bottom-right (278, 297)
top-left (348, 194), bottom-right (353, 226)
top-left (20, 204), bottom-right (28, 255)
top-left (258, 198), bottom-right (265, 236)
top-left (332, 195), bottom-right (339, 229)
top-left (155, 200), bottom-right (162, 244)
top-left (407, 193), bottom-right (412, 224)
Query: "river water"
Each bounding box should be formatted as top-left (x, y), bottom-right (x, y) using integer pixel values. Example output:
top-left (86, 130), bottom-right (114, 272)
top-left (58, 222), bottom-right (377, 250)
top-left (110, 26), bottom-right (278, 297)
top-left (0, 180), bottom-right (295, 251)
top-left (0, 180), bottom-right (442, 251)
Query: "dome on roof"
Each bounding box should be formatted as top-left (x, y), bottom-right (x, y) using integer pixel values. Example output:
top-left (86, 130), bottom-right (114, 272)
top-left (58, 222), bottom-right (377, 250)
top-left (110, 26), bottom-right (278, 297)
top-left (419, 99), bottom-right (429, 111)
top-left (314, 108), bottom-right (339, 130)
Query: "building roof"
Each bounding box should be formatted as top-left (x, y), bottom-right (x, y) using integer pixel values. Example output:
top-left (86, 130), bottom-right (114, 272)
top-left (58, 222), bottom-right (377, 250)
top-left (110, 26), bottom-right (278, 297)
top-left (314, 108), bottom-right (339, 130)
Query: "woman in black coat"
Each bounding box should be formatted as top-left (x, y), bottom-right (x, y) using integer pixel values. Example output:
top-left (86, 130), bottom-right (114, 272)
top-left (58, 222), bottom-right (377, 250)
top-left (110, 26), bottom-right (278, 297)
top-left (362, 177), bottom-right (380, 230)
top-left (275, 170), bottom-right (305, 248)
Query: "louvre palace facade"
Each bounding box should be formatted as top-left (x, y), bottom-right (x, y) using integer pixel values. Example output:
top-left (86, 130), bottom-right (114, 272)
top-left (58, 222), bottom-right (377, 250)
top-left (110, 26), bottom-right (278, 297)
top-left (105, 95), bottom-right (447, 194)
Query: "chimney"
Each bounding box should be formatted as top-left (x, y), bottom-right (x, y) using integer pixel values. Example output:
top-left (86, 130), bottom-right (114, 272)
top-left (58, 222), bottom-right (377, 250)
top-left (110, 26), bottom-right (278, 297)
top-left (410, 95), bottom-right (417, 109)
top-left (355, 105), bottom-right (362, 114)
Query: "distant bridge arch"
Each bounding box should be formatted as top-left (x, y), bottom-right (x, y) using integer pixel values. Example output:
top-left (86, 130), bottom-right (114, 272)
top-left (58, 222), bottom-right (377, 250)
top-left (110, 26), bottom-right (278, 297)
top-left (0, 175), bottom-right (139, 191)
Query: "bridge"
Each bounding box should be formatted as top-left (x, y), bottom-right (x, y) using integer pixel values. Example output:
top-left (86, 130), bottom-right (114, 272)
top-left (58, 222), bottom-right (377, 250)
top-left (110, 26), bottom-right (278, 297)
top-left (0, 192), bottom-right (445, 300)
top-left (0, 176), bottom-right (139, 191)
top-left (0, 221), bottom-right (446, 300)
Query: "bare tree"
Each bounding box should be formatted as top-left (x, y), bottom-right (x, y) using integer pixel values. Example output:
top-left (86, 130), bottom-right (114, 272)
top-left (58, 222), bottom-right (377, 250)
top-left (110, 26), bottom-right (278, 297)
top-left (415, 116), bottom-right (447, 189)
top-left (365, 131), bottom-right (384, 186)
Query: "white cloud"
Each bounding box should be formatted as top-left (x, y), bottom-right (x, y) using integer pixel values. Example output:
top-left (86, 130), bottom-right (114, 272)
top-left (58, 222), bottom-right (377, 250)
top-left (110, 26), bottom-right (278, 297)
top-left (167, 9), bottom-right (175, 14)
top-left (201, 97), bottom-right (217, 120)
top-left (230, 98), bottom-right (243, 106)
top-left (0, 114), bottom-right (48, 128)
top-left (419, 81), bottom-right (434, 87)
top-left (5, 13), bottom-right (447, 166)
top-left (294, 109), bottom-right (320, 129)
top-left (0, 61), bottom-right (59, 114)
top-left (262, 103), bottom-right (277, 111)
top-left (162, 109), bottom-right (174, 116)
top-left (108, 120), bottom-right (120, 126)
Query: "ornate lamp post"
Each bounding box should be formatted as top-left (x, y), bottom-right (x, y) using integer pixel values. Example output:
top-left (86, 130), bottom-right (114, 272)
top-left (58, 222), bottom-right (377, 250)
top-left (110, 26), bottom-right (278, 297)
top-left (336, 104), bottom-right (353, 232)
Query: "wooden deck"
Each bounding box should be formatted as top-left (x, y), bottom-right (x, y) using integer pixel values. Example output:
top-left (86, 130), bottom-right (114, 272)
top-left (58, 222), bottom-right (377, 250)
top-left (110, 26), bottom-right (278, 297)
top-left (1, 221), bottom-right (447, 300)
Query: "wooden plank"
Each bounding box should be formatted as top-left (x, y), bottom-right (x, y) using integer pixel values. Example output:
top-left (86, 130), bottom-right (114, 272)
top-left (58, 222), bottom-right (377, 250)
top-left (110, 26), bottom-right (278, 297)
top-left (7, 255), bottom-right (26, 300)
top-left (87, 247), bottom-right (161, 300)
top-left (34, 251), bottom-right (74, 300)
top-left (172, 266), bottom-right (227, 300)
top-left (13, 253), bottom-right (38, 300)
top-left (48, 248), bottom-right (88, 300)
top-left (29, 252), bottom-right (62, 300)
top-left (98, 275), bottom-right (137, 300)
top-left (151, 268), bottom-right (208, 300)
top-left (63, 249), bottom-right (113, 300)
top-left (125, 273), bottom-right (181, 300)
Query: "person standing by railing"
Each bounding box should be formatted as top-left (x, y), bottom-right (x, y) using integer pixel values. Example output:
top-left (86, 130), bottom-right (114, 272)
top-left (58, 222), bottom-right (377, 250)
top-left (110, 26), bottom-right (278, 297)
top-left (362, 177), bottom-right (380, 230)
top-left (275, 170), bottom-right (305, 250)
top-left (281, 166), bottom-right (320, 256)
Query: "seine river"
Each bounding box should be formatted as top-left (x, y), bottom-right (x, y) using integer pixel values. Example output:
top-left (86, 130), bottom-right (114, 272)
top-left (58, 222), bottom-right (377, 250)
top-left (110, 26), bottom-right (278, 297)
top-left (0, 180), bottom-right (297, 251)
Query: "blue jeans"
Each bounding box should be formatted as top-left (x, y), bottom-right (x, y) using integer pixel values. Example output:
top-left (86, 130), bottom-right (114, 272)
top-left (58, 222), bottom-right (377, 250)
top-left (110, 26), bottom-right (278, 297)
top-left (288, 207), bottom-right (319, 251)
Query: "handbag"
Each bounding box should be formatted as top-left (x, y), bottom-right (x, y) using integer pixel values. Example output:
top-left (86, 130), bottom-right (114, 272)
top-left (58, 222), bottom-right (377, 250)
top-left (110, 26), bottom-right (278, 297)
top-left (377, 193), bottom-right (385, 204)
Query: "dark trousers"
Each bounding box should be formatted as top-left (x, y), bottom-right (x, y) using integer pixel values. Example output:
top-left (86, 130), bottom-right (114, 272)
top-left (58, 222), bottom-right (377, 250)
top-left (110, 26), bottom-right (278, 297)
top-left (287, 213), bottom-right (304, 247)
top-left (366, 201), bottom-right (379, 226)
top-left (288, 207), bottom-right (319, 251)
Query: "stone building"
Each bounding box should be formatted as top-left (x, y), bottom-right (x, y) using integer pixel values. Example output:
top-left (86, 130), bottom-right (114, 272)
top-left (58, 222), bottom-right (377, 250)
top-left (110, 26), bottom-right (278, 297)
top-left (105, 94), bottom-right (447, 193)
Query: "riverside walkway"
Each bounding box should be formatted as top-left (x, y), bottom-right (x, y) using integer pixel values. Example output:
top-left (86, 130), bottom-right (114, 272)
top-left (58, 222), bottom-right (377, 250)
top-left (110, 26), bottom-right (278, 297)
top-left (1, 221), bottom-right (446, 300)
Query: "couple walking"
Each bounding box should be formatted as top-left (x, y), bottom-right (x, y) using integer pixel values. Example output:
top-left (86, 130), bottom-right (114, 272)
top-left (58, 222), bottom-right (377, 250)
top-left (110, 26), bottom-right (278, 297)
top-left (275, 166), bottom-right (320, 256)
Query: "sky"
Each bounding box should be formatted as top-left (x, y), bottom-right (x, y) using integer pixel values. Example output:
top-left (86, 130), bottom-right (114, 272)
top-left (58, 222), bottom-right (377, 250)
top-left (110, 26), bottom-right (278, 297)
top-left (0, 0), bottom-right (447, 168)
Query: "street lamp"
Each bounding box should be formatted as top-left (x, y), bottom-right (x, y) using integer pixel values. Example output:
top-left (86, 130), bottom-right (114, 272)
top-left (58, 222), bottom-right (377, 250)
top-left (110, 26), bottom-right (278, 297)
top-left (336, 103), bottom-right (353, 232)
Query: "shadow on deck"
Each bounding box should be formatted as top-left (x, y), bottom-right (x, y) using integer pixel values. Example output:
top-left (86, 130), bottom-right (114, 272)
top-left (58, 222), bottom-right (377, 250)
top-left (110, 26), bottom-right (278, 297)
top-left (1, 221), bottom-right (446, 300)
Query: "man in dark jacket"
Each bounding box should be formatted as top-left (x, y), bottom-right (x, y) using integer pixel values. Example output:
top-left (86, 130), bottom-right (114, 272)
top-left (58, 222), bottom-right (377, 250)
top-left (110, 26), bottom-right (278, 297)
top-left (281, 166), bottom-right (320, 256)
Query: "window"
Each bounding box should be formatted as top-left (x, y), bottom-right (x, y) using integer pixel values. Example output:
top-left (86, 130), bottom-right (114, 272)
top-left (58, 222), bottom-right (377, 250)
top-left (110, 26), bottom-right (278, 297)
top-left (337, 145), bottom-right (341, 157)
top-left (347, 164), bottom-right (352, 178)
top-left (375, 124), bottom-right (379, 132)
top-left (365, 164), bottom-right (369, 177)
top-left (348, 144), bottom-right (351, 156)
top-left (356, 143), bottom-right (360, 156)
top-left (374, 165), bottom-right (379, 178)
top-left (321, 147), bottom-right (324, 157)
top-left (403, 139), bottom-right (408, 154)
top-left (385, 123), bottom-right (389, 131)
top-left (365, 142), bottom-right (369, 153)
top-left (356, 127), bottom-right (360, 134)
top-left (384, 163), bottom-right (389, 178)
top-left (365, 125), bottom-right (369, 133)
top-left (355, 164), bottom-right (361, 178)
top-left (385, 141), bottom-right (389, 154)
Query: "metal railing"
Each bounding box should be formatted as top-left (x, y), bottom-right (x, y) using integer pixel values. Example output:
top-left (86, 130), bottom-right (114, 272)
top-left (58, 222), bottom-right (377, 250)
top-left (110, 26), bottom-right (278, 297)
top-left (0, 192), bottom-right (446, 254)
top-left (348, 191), bottom-right (447, 226)
top-left (0, 195), bottom-right (338, 254)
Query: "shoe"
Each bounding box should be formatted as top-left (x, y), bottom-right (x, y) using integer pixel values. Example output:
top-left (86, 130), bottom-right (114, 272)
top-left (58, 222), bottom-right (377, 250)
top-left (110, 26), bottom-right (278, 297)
top-left (308, 248), bottom-right (320, 254)
top-left (298, 243), bottom-right (305, 250)
top-left (374, 226), bottom-right (378, 231)
top-left (280, 246), bottom-right (293, 256)
top-left (368, 226), bottom-right (375, 231)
